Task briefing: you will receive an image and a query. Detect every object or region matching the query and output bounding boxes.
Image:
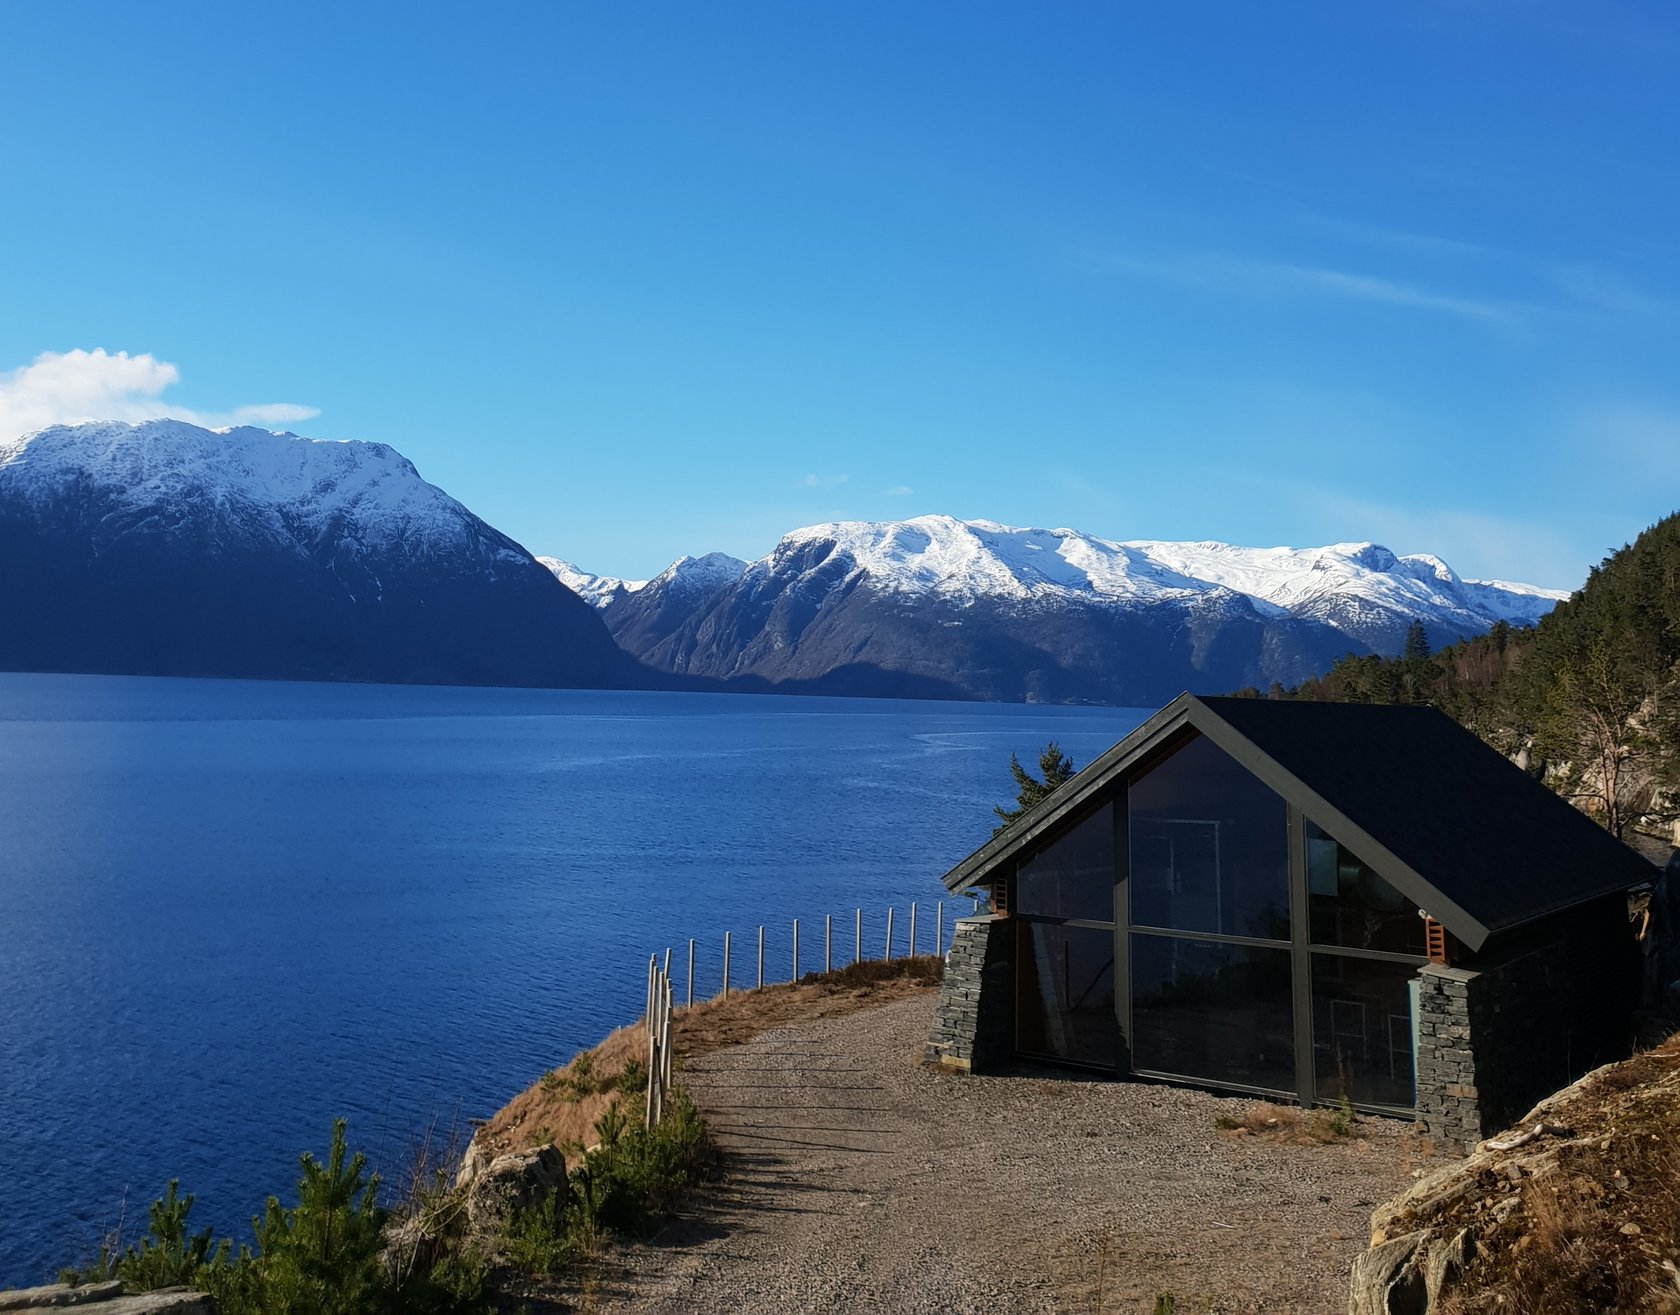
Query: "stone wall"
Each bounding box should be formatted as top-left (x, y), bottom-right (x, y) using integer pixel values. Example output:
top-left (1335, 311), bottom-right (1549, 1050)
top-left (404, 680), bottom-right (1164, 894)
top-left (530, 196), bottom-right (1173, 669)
top-left (1417, 903), bottom-right (1638, 1149)
top-left (924, 914), bottom-right (1015, 1072)
top-left (1415, 965), bottom-right (1479, 1148)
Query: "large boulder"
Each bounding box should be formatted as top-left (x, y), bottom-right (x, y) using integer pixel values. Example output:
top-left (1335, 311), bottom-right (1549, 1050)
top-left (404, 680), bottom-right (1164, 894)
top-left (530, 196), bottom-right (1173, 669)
top-left (462, 1144), bottom-right (568, 1239)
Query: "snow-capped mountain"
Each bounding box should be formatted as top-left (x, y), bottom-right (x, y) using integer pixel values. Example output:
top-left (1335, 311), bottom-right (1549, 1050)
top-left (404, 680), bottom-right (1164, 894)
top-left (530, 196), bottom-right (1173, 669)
top-left (538, 557), bottom-right (647, 609)
top-left (573, 515), bottom-right (1566, 705)
top-left (0, 419), bottom-right (632, 688)
top-left (755, 518), bottom-right (1561, 639)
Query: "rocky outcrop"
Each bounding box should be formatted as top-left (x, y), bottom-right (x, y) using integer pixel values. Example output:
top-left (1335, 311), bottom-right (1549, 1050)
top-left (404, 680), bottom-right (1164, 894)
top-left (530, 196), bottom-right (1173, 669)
top-left (1349, 1034), bottom-right (1680, 1314)
top-left (460, 1144), bottom-right (568, 1240)
top-left (1348, 1226), bottom-right (1474, 1315)
top-left (0, 1282), bottom-right (213, 1313)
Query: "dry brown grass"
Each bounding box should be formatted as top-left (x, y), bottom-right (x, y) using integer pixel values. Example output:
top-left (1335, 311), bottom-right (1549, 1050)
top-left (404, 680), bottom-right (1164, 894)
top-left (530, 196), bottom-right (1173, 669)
top-left (1410, 1034), bottom-right (1680, 1314)
top-left (1213, 1097), bottom-right (1360, 1145)
top-left (474, 956), bottom-right (943, 1163)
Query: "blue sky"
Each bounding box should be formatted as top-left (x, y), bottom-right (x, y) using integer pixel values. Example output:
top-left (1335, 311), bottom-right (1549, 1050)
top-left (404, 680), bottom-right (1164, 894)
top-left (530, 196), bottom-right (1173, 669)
top-left (1, 2), bottom-right (1676, 589)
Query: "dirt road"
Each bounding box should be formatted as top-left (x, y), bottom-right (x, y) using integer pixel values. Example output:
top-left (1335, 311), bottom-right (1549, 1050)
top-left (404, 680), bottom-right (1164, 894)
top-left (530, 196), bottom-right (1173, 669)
top-left (582, 994), bottom-right (1427, 1314)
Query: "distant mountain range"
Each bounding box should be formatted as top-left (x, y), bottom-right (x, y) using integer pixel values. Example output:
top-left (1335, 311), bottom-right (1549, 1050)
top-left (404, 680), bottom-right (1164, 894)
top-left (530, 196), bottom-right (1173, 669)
top-left (0, 420), bottom-right (631, 688)
top-left (548, 516), bottom-right (1564, 705)
top-left (0, 421), bottom-right (1566, 704)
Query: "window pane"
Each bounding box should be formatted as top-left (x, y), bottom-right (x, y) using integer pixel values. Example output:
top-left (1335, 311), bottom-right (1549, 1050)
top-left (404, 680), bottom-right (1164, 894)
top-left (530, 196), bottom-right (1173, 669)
top-left (1130, 934), bottom-right (1295, 1093)
top-left (1017, 921), bottom-right (1118, 1069)
top-left (1016, 801), bottom-right (1114, 922)
top-left (1306, 821), bottom-right (1426, 955)
top-left (1312, 954), bottom-right (1417, 1109)
top-left (1128, 734), bottom-right (1290, 940)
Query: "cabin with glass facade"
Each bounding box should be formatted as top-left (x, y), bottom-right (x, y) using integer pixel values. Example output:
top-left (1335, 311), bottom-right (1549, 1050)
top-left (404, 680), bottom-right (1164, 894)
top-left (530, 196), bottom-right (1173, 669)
top-left (926, 695), bottom-right (1652, 1146)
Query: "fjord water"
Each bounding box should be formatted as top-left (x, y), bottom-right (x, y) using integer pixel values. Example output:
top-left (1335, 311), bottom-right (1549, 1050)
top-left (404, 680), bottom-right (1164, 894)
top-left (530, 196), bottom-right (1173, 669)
top-left (0, 674), bottom-right (1146, 1286)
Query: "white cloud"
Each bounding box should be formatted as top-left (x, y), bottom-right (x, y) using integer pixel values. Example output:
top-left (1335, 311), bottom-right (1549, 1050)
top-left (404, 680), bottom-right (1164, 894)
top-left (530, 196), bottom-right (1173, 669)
top-left (0, 349), bottom-right (319, 443)
top-left (882, 484), bottom-right (913, 497)
top-left (798, 472), bottom-right (850, 489)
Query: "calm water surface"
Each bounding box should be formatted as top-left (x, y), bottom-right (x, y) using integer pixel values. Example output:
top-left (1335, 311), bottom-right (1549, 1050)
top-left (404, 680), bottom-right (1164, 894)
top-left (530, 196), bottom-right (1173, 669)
top-left (0, 674), bottom-right (1146, 1285)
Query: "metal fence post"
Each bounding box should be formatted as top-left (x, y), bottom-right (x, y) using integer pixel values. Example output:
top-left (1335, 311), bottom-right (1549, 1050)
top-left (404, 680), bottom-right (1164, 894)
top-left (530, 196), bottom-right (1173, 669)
top-left (909, 902), bottom-right (917, 957)
top-left (757, 925), bottom-right (765, 989)
top-left (825, 913), bottom-right (832, 974)
top-left (723, 930), bottom-right (731, 998)
top-left (792, 918), bottom-right (799, 982)
top-left (855, 908), bottom-right (862, 964)
top-left (935, 901), bottom-right (943, 957)
top-left (687, 938), bottom-right (695, 1008)
top-left (885, 907), bottom-right (894, 962)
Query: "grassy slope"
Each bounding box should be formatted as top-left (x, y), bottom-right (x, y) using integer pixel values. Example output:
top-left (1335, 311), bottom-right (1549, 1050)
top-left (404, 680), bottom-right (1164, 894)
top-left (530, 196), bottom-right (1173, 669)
top-left (475, 958), bottom-right (944, 1164)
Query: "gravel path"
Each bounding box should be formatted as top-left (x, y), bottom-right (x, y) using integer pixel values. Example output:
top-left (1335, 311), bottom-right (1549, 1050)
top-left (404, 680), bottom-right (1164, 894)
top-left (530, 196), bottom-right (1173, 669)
top-left (583, 994), bottom-right (1428, 1314)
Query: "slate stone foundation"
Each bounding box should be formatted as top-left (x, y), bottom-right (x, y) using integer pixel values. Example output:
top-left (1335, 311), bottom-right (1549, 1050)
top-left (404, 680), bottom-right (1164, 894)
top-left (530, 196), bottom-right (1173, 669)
top-left (924, 914), bottom-right (1015, 1072)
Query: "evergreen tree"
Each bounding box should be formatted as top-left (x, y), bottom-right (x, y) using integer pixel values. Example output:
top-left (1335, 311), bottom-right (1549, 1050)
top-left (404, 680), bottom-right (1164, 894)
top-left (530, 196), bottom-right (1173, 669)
top-left (235, 1119), bottom-right (388, 1315)
top-left (993, 741), bottom-right (1077, 833)
top-left (1403, 619), bottom-right (1431, 662)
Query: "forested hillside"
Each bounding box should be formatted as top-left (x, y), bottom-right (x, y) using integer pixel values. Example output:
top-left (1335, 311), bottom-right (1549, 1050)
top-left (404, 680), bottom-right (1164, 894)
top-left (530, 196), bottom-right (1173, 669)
top-left (1261, 511), bottom-right (1680, 839)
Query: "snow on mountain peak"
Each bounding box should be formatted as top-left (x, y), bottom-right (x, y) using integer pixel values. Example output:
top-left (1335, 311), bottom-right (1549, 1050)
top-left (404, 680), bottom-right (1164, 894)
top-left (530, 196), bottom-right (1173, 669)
top-left (538, 558), bottom-right (648, 609)
top-left (759, 516), bottom-right (1567, 637)
top-left (0, 418), bottom-right (518, 563)
top-left (652, 551), bottom-right (749, 593)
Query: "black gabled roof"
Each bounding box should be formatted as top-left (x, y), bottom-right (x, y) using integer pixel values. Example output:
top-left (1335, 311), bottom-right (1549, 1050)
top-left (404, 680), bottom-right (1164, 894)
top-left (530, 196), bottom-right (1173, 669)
top-left (942, 693), bottom-right (1656, 951)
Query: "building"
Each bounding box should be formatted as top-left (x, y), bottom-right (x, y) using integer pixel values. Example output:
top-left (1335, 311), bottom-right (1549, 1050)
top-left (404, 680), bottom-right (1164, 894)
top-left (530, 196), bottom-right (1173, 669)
top-left (926, 694), bottom-right (1653, 1147)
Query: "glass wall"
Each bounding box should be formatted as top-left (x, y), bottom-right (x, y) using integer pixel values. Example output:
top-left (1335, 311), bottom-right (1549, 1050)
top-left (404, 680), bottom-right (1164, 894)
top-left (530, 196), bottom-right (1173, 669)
top-left (1017, 922), bottom-right (1119, 1068)
top-left (997, 733), bottom-right (1429, 1111)
top-left (1310, 954), bottom-right (1418, 1108)
top-left (1016, 802), bottom-right (1114, 921)
top-left (1129, 735), bottom-right (1290, 941)
top-left (1306, 820), bottom-right (1426, 955)
top-left (1306, 820), bottom-right (1423, 1108)
top-left (1131, 935), bottom-right (1295, 1093)
top-left (1014, 801), bottom-right (1117, 1068)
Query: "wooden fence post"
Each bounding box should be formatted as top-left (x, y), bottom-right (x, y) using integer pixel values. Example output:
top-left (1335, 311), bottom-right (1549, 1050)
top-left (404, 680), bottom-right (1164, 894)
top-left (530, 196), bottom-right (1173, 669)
top-left (662, 977), bottom-right (674, 1092)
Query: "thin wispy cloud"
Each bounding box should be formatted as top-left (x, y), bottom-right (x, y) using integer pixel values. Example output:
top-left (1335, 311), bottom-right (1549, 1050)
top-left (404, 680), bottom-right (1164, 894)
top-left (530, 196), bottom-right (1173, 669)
top-left (1548, 264), bottom-right (1675, 318)
top-left (798, 472), bottom-right (849, 489)
top-left (0, 349), bottom-right (319, 444)
top-left (1277, 263), bottom-right (1519, 322)
top-left (882, 484), bottom-right (913, 497)
top-left (1092, 249), bottom-right (1526, 326)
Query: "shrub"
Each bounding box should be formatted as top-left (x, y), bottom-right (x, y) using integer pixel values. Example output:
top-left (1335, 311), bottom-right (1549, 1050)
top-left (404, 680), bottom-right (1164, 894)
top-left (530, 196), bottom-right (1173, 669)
top-left (117, 1180), bottom-right (229, 1291)
top-left (614, 1057), bottom-right (647, 1096)
top-left (573, 1088), bottom-right (715, 1237)
top-left (502, 1185), bottom-right (584, 1279)
top-left (206, 1118), bottom-right (388, 1315)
